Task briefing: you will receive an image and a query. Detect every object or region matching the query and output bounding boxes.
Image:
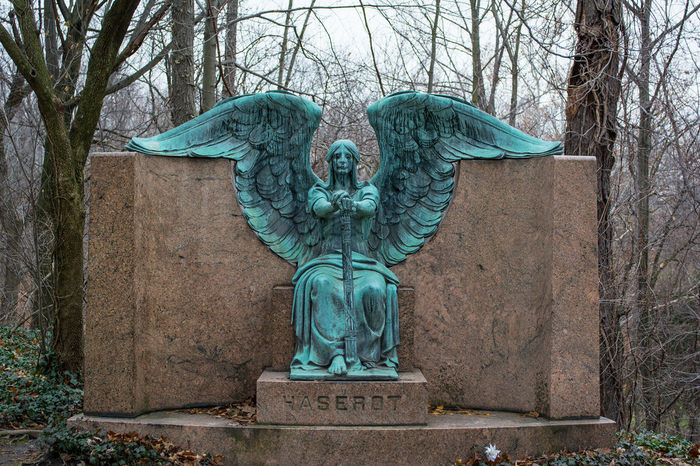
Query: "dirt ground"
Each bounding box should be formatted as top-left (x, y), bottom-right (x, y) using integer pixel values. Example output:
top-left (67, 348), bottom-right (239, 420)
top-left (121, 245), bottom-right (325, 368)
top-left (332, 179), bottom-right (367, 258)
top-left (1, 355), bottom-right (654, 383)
top-left (0, 433), bottom-right (44, 465)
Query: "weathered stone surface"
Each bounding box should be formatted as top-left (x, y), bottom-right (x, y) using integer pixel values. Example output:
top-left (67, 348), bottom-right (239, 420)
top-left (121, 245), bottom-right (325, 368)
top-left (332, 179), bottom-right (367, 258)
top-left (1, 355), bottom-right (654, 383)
top-left (266, 286), bottom-right (296, 371)
top-left (547, 156), bottom-right (599, 418)
top-left (84, 154), bottom-right (141, 416)
top-left (391, 156), bottom-right (599, 418)
top-left (84, 153), bottom-right (295, 416)
top-left (69, 411), bottom-right (616, 464)
top-left (85, 153), bottom-right (599, 418)
top-left (256, 370), bottom-right (427, 425)
top-left (392, 157), bottom-right (552, 414)
top-left (396, 287), bottom-right (415, 372)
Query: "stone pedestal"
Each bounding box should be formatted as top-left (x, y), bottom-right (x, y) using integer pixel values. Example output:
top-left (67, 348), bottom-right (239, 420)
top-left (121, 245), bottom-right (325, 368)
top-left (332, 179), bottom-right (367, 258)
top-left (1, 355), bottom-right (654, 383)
top-left (69, 411), bottom-right (616, 465)
top-left (256, 370), bottom-right (428, 425)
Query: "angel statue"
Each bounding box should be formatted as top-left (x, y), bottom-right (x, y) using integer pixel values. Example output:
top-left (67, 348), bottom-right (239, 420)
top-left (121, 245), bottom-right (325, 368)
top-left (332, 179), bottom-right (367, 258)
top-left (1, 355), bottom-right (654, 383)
top-left (127, 90), bottom-right (562, 380)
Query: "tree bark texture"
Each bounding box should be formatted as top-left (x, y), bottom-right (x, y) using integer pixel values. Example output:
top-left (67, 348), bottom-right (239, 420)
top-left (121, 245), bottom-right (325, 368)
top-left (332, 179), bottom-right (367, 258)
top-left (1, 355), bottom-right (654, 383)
top-left (508, 1), bottom-right (523, 126)
top-left (222, 0), bottom-right (238, 97)
top-left (635, 0), bottom-right (657, 432)
top-left (470, 0), bottom-right (486, 107)
top-left (201, 0), bottom-right (218, 112)
top-left (0, 71), bottom-right (30, 320)
top-left (427, 0), bottom-right (441, 93)
top-left (277, 0), bottom-right (293, 89)
top-left (171, 0), bottom-right (197, 124)
top-left (0, 137), bottom-right (23, 321)
top-left (564, 0), bottom-right (623, 424)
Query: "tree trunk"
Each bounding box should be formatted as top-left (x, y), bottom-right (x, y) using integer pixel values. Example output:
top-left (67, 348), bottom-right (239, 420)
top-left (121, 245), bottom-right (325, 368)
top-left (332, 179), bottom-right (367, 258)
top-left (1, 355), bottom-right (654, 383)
top-left (470, 0), bottom-right (486, 107)
top-left (427, 0), bottom-right (441, 93)
top-left (50, 168), bottom-right (85, 372)
top-left (0, 71), bottom-right (30, 321)
top-left (222, 0), bottom-right (238, 97)
top-left (201, 0), bottom-right (218, 112)
top-left (277, 0), bottom-right (293, 89)
top-left (636, 0), bottom-right (656, 432)
top-left (486, 8), bottom-right (503, 115)
top-left (171, 0), bottom-right (196, 124)
top-left (35, 145), bottom-right (56, 335)
top-left (564, 0), bottom-right (623, 424)
top-left (34, 0), bottom-right (79, 335)
top-left (0, 168), bottom-right (23, 321)
top-left (43, 0), bottom-right (59, 81)
top-left (0, 137), bottom-right (23, 321)
top-left (508, 0), bottom-right (523, 126)
top-left (35, 112), bottom-right (82, 374)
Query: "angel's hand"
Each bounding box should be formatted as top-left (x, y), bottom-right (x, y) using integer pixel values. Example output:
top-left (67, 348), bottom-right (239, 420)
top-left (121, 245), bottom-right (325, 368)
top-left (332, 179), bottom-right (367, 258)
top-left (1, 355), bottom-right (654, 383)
top-left (331, 191), bottom-right (351, 208)
top-left (339, 197), bottom-right (356, 214)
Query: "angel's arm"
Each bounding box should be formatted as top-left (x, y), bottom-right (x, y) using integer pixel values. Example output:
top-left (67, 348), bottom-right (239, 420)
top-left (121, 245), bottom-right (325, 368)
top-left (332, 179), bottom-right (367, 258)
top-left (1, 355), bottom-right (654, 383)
top-left (355, 185), bottom-right (379, 218)
top-left (309, 186), bottom-right (377, 218)
top-left (309, 186), bottom-right (336, 218)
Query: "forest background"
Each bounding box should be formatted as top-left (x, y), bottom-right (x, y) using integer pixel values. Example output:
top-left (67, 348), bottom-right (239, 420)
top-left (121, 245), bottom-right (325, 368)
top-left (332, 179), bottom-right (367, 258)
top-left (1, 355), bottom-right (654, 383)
top-left (0, 0), bottom-right (697, 442)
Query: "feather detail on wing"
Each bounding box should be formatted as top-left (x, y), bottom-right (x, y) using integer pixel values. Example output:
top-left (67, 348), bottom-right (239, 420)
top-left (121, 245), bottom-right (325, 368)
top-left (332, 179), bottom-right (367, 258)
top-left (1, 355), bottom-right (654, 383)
top-left (367, 91), bottom-right (563, 266)
top-left (126, 90), bottom-right (323, 266)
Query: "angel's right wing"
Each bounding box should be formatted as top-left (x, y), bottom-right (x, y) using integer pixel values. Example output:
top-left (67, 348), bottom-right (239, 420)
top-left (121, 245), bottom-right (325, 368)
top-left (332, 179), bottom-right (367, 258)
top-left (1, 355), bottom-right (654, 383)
top-left (367, 91), bottom-right (563, 267)
top-left (127, 90), bottom-right (323, 266)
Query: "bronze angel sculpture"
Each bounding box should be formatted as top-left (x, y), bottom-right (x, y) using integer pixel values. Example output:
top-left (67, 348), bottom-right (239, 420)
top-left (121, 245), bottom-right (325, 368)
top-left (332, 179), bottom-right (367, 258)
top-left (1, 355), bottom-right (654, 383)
top-left (127, 90), bottom-right (562, 380)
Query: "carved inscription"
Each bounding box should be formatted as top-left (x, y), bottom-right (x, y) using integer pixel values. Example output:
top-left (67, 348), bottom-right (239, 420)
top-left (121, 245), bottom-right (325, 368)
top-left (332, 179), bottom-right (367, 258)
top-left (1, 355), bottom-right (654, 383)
top-left (283, 395), bottom-right (402, 411)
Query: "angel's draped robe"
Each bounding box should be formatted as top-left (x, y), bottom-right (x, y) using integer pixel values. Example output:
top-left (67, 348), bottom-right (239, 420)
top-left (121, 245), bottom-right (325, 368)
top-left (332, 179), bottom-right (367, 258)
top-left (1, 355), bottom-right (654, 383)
top-left (290, 183), bottom-right (400, 371)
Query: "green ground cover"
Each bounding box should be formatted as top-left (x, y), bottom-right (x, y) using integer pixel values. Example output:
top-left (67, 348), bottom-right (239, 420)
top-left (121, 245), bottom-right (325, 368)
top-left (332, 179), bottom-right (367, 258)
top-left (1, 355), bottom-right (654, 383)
top-left (458, 430), bottom-right (698, 465)
top-left (1, 327), bottom-right (82, 429)
top-left (1, 327), bottom-right (220, 464)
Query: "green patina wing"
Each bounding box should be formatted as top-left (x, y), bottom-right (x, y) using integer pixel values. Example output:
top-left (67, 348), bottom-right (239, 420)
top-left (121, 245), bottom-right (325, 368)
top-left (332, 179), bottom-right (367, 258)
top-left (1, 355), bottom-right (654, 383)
top-left (126, 90), bottom-right (323, 266)
top-left (367, 90), bottom-right (563, 266)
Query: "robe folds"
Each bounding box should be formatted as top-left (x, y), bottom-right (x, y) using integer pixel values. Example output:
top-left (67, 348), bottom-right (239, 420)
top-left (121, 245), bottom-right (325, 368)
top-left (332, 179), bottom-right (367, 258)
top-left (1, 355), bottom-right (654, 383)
top-left (290, 252), bottom-right (400, 371)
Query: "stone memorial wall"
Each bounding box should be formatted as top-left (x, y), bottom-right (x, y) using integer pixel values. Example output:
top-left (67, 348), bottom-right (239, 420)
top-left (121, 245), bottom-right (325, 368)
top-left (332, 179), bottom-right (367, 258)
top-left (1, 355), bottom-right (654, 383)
top-left (84, 152), bottom-right (598, 420)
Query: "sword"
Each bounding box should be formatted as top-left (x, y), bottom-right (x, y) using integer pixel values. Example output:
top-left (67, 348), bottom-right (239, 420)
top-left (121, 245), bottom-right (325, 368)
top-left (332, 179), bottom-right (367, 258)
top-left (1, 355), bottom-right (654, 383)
top-left (340, 198), bottom-right (358, 366)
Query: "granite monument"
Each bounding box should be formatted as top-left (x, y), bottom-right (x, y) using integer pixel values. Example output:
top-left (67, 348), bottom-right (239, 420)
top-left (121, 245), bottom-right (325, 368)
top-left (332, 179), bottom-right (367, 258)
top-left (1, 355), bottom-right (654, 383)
top-left (73, 90), bottom-right (615, 463)
top-left (126, 90), bottom-right (561, 380)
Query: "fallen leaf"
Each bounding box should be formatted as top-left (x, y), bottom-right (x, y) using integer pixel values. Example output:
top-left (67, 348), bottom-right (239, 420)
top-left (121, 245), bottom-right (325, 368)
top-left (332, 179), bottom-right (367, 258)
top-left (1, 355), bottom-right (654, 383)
top-left (689, 444), bottom-right (699, 458)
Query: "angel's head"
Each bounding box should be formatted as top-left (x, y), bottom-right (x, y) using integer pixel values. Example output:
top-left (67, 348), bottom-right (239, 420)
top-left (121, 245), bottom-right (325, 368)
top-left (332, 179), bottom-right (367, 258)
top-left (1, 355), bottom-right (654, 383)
top-left (325, 139), bottom-right (360, 188)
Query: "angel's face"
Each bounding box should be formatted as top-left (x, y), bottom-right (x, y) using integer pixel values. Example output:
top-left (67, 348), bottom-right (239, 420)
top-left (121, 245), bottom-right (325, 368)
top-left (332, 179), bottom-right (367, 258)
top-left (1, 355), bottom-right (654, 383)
top-left (332, 147), bottom-right (353, 175)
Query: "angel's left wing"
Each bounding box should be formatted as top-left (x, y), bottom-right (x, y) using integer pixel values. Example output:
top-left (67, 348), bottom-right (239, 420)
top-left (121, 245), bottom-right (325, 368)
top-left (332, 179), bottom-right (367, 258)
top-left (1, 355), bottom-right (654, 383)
top-left (367, 90), bottom-right (562, 266)
top-left (126, 90), bottom-right (323, 266)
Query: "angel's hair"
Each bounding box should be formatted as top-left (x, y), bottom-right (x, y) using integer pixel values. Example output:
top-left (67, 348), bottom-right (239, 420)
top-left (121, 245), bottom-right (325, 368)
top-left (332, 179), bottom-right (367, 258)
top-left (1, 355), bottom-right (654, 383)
top-left (325, 139), bottom-right (361, 189)
top-left (325, 139), bottom-right (360, 163)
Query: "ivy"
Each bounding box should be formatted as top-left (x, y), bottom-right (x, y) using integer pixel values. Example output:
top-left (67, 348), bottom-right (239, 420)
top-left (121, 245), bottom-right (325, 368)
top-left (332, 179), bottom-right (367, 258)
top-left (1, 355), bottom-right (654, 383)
top-left (0, 327), bottom-right (82, 428)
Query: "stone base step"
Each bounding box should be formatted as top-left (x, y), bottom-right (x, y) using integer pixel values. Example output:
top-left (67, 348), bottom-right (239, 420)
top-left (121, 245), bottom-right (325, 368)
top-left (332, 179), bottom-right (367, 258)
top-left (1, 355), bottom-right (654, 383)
top-left (69, 411), bottom-right (616, 465)
top-left (256, 369), bottom-right (427, 425)
top-left (289, 365), bottom-right (398, 381)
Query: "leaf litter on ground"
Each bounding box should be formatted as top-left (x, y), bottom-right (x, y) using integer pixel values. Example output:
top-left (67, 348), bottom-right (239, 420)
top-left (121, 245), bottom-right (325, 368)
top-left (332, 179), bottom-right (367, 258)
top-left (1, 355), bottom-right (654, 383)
top-left (429, 403), bottom-right (492, 416)
top-left (174, 398), bottom-right (257, 424)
